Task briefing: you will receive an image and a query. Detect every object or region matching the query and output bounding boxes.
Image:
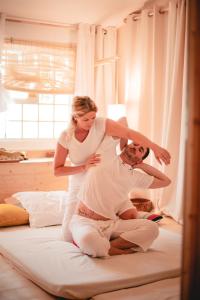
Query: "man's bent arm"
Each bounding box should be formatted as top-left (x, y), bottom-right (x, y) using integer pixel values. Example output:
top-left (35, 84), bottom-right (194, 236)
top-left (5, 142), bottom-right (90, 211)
top-left (134, 163), bottom-right (171, 188)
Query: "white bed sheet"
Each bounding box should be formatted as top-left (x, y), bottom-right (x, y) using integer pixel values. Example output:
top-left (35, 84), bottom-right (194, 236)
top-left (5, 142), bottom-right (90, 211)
top-left (0, 225), bottom-right (181, 300)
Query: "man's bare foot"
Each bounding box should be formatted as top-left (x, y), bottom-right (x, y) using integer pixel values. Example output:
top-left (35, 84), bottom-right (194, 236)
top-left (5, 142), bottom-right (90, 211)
top-left (110, 236), bottom-right (138, 250)
top-left (109, 246), bottom-right (135, 256)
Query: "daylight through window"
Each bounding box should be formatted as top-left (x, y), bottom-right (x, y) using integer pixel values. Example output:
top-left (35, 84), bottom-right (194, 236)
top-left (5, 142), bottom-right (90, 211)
top-left (0, 39), bottom-right (75, 139)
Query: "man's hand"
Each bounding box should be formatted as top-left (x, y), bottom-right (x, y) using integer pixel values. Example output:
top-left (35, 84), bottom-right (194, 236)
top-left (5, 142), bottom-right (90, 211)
top-left (151, 143), bottom-right (171, 165)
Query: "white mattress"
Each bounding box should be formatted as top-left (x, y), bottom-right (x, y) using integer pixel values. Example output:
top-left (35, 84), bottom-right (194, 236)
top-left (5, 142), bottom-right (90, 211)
top-left (92, 277), bottom-right (180, 300)
top-left (0, 253), bottom-right (56, 300)
top-left (0, 225), bottom-right (181, 300)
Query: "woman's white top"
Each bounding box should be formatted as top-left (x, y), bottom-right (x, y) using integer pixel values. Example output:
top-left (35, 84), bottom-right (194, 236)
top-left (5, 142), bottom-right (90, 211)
top-left (58, 117), bottom-right (106, 202)
top-left (77, 136), bottom-right (154, 219)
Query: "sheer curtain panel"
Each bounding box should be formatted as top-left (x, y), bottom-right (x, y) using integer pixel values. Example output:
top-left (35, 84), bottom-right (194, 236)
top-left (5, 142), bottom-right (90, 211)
top-left (118, 0), bottom-right (187, 223)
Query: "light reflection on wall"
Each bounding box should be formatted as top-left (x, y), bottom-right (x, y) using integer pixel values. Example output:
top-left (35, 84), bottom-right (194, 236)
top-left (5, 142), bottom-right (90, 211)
top-left (124, 63), bottom-right (141, 130)
top-left (125, 63), bottom-right (141, 104)
top-left (107, 104), bottom-right (126, 120)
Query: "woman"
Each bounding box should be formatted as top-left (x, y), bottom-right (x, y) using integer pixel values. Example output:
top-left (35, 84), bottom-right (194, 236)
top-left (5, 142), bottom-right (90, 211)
top-left (54, 96), bottom-right (170, 241)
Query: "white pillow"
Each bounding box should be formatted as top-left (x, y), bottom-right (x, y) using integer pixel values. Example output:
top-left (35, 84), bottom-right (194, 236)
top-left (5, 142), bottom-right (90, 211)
top-left (4, 196), bottom-right (23, 207)
top-left (11, 191), bottom-right (68, 228)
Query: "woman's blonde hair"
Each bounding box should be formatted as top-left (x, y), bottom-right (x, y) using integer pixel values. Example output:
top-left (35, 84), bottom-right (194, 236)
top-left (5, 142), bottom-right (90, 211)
top-left (67, 96), bottom-right (98, 138)
top-left (72, 96), bottom-right (98, 119)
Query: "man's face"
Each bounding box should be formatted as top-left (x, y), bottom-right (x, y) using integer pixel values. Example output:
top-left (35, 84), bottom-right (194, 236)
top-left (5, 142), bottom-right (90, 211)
top-left (122, 143), bottom-right (147, 165)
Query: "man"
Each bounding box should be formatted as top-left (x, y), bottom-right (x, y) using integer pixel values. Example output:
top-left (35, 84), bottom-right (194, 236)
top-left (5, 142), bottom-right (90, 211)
top-left (69, 135), bottom-right (171, 258)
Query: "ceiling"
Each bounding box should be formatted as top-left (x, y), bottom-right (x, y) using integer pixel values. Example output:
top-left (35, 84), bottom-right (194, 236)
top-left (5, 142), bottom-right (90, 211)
top-left (0, 0), bottom-right (148, 27)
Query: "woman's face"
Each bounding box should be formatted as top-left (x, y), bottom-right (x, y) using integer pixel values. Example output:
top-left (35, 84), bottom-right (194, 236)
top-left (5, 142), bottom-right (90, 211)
top-left (76, 111), bottom-right (96, 131)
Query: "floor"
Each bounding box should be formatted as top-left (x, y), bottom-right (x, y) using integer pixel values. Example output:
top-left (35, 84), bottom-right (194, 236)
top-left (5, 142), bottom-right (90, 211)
top-left (0, 255), bottom-right (56, 300)
top-left (159, 216), bottom-right (182, 234)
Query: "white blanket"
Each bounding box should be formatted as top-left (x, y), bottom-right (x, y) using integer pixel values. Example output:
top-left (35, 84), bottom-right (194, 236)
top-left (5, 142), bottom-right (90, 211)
top-left (0, 225), bottom-right (181, 299)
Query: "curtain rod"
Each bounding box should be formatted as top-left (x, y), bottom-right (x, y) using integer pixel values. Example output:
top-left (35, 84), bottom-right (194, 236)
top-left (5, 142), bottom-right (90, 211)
top-left (5, 15), bottom-right (77, 30)
top-left (123, 7), bottom-right (169, 23)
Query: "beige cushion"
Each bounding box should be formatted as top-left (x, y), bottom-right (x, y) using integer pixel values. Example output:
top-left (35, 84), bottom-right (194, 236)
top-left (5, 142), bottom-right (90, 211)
top-left (0, 204), bottom-right (29, 227)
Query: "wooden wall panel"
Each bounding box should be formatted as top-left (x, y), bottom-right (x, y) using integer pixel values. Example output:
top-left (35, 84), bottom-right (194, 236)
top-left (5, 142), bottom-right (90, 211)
top-left (0, 159), bottom-right (68, 202)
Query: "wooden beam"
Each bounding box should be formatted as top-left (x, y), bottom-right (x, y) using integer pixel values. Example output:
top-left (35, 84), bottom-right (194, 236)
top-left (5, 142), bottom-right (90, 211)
top-left (181, 0), bottom-right (200, 299)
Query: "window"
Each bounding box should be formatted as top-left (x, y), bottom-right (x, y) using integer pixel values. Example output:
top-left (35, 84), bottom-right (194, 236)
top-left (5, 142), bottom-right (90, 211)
top-left (0, 39), bottom-right (75, 142)
top-left (0, 93), bottom-right (73, 139)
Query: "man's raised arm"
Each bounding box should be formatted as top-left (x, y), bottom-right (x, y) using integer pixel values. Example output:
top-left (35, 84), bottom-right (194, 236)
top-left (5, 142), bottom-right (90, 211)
top-left (134, 163), bottom-right (171, 189)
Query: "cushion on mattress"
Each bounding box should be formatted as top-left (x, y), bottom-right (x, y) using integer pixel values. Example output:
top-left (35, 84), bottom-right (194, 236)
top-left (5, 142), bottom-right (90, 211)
top-left (0, 204), bottom-right (29, 227)
top-left (5, 191), bottom-right (68, 228)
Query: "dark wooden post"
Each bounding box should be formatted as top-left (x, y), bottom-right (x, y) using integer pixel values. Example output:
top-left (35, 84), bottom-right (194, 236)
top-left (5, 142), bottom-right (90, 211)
top-left (181, 0), bottom-right (200, 299)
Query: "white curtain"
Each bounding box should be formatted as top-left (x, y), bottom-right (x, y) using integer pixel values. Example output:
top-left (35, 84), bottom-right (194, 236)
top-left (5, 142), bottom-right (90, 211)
top-left (103, 27), bottom-right (117, 108)
top-left (95, 26), bottom-right (105, 116)
top-left (75, 24), bottom-right (117, 117)
top-left (75, 23), bottom-right (96, 98)
top-left (0, 13), bottom-right (5, 64)
top-left (118, 0), bottom-right (187, 223)
top-left (0, 13), bottom-right (9, 112)
top-left (95, 26), bottom-right (117, 116)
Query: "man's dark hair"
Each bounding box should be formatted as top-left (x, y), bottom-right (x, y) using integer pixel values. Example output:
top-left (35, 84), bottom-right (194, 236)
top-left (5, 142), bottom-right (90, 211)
top-left (142, 147), bottom-right (150, 160)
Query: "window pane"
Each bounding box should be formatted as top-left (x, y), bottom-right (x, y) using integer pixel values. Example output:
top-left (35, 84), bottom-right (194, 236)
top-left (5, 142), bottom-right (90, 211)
top-left (39, 94), bottom-right (54, 104)
top-left (39, 105), bottom-right (54, 121)
top-left (55, 94), bottom-right (72, 104)
top-left (54, 105), bottom-right (71, 121)
top-left (7, 104), bottom-right (22, 121)
top-left (23, 122), bottom-right (38, 138)
top-left (8, 91), bottom-right (28, 101)
top-left (23, 104), bottom-right (38, 121)
top-left (39, 122), bottom-right (53, 138)
top-left (6, 121), bottom-right (22, 138)
top-left (54, 122), bottom-right (67, 138)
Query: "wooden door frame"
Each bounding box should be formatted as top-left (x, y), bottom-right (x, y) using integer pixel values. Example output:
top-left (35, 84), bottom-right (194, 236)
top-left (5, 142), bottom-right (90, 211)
top-left (181, 0), bottom-right (200, 299)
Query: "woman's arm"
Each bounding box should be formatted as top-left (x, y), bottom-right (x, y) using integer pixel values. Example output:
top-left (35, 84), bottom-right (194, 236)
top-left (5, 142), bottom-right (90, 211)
top-left (53, 143), bottom-right (101, 176)
top-left (105, 118), bottom-right (171, 165)
top-left (133, 162), bottom-right (171, 188)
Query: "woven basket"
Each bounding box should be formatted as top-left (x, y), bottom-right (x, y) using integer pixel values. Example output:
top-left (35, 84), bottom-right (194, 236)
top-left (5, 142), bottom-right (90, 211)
top-left (130, 198), bottom-right (153, 212)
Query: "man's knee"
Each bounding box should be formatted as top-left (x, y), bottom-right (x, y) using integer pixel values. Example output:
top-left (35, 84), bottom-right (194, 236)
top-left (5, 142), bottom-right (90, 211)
top-left (144, 219), bottom-right (159, 239)
top-left (77, 231), bottom-right (110, 257)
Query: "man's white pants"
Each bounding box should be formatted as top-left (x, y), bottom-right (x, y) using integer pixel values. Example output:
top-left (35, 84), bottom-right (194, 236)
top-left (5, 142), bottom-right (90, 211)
top-left (70, 215), bottom-right (159, 257)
